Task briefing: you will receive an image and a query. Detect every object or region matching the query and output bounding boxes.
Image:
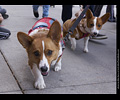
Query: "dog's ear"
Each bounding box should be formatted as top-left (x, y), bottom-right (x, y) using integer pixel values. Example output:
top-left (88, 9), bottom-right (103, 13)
top-left (100, 13), bottom-right (110, 25)
top-left (47, 21), bottom-right (61, 44)
top-left (86, 9), bottom-right (93, 19)
top-left (17, 32), bottom-right (33, 49)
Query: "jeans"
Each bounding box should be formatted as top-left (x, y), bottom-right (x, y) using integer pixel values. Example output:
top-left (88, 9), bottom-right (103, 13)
top-left (106, 5), bottom-right (115, 21)
top-left (0, 6), bottom-right (7, 15)
top-left (33, 5), bottom-right (50, 17)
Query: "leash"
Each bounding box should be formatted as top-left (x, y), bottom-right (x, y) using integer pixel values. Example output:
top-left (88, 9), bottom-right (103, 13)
top-left (63, 5), bottom-right (90, 42)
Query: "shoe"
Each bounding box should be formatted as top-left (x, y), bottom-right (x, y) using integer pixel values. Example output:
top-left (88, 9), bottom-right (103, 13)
top-left (108, 18), bottom-right (116, 22)
top-left (33, 10), bottom-right (39, 18)
top-left (90, 34), bottom-right (108, 40)
top-left (0, 32), bottom-right (11, 40)
top-left (2, 14), bottom-right (9, 19)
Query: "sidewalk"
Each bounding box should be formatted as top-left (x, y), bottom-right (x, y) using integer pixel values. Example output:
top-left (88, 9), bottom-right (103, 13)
top-left (0, 5), bottom-right (116, 94)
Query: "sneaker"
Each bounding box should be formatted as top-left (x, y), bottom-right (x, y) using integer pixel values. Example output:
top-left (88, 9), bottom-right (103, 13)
top-left (0, 32), bottom-right (11, 40)
top-left (90, 34), bottom-right (108, 40)
top-left (2, 14), bottom-right (9, 19)
top-left (33, 10), bottom-right (39, 18)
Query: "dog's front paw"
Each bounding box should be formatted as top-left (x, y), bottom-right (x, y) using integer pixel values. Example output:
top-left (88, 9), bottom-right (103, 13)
top-left (54, 66), bottom-right (61, 71)
top-left (54, 64), bottom-right (61, 72)
top-left (71, 45), bottom-right (76, 50)
top-left (34, 80), bottom-right (46, 90)
top-left (83, 48), bottom-right (89, 53)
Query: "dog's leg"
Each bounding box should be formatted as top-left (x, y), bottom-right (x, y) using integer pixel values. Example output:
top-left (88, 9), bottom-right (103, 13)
top-left (54, 58), bottom-right (61, 71)
top-left (31, 64), bottom-right (46, 89)
top-left (84, 36), bottom-right (89, 53)
top-left (69, 36), bottom-right (76, 50)
top-left (52, 46), bottom-right (62, 71)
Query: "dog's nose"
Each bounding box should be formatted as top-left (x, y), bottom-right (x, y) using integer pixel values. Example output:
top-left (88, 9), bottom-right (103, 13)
top-left (41, 66), bottom-right (48, 72)
top-left (93, 32), bottom-right (97, 35)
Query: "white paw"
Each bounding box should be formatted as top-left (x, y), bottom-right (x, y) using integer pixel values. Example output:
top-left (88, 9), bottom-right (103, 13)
top-left (83, 48), bottom-right (89, 53)
top-left (34, 80), bottom-right (46, 90)
top-left (54, 65), bottom-right (61, 72)
top-left (71, 45), bottom-right (76, 50)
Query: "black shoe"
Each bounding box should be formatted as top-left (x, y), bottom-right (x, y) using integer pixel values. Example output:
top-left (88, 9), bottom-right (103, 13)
top-left (33, 10), bottom-right (39, 18)
top-left (90, 34), bottom-right (108, 40)
top-left (2, 14), bottom-right (9, 19)
top-left (108, 18), bottom-right (116, 22)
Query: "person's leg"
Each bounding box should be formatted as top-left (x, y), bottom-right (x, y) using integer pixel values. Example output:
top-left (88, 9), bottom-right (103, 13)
top-left (0, 27), bottom-right (11, 39)
top-left (0, 6), bottom-right (9, 19)
top-left (32, 5), bottom-right (40, 18)
top-left (0, 6), bottom-right (6, 15)
top-left (106, 5), bottom-right (116, 22)
top-left (94, 5), bottom-right (103, 17)
top-left (90, 5), bottom-right (95, 16)
top-left (33, 5), bottom-right (40, 12)
top-left (42, 5), bottom-right (50, 17)
top-left (83, 5), bottom-right (95, 16)
top-left (62, 5), bottom-right (72, 23)
top-left (0, 27), bottom-right (10, 33)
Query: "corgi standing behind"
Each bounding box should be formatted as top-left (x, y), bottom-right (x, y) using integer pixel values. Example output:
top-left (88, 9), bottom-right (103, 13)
top-left (63, 9), bottom-right (110, 52)
top-left (17, 18), bottom-right (63, 90)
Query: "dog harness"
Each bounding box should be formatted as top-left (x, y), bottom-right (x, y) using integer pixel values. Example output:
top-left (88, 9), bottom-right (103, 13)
top-left (69, 18), bottom-right (89, 40)
top-left (28, 17), bottom-right (65, 57)
top-left (73, 18), bottom-right (90, 40)
top-left (28, 17), bottom-right (56, 35)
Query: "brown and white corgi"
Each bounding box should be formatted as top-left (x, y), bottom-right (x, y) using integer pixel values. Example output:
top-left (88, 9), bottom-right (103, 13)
top-left (17, 17), bottom-right (64, 89)
top-left (63, 9), bottom-right (110, 52)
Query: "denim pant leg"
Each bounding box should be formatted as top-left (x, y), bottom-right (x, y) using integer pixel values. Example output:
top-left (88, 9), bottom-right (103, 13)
top-left (0, 6), bottom-right (7, 15)
top-left (42, 5), bottom-right (50, 17)
top-left (32, 5), bottom-right (40, 12)
top-left (106, 5), bottom-right (114, 20)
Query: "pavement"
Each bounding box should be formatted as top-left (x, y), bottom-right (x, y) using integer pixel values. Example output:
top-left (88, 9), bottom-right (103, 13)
top-left (0, 5), bottom-right (116, 94)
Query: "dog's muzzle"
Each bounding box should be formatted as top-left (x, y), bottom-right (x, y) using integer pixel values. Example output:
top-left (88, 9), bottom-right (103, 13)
top-left (40, 66), bottom-right (48, 76)
top-left (93, 32), bottom-right (97, 36)
top-left (92, 32), bottom-right (98, 37)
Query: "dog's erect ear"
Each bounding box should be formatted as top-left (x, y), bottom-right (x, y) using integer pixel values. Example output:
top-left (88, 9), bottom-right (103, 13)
top-left (17, 32), bottom-right (33, 49)
top-left (47, 21), bottom-right (61, 44)
top-left (100, 13), bottom-right (110, 25)
top-left (86, 9), bottom-right (93, 19)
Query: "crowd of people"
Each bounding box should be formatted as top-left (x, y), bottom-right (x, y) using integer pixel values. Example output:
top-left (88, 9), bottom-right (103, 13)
top-left (0, 5), bottom-right (116, 40)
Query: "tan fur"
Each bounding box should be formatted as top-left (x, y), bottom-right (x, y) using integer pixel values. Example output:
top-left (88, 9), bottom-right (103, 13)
top-left (86, 9), bottom-right (110, 30)
top-left (17, 21), bottom-right (61, 69)
top-left (63, 9), bottom-right (110, 39)
top-left (63, 17), bottom-right (90, 40)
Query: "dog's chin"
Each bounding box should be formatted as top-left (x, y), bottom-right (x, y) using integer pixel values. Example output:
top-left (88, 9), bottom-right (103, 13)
top-left (41, 72), bottom-right (49, 76)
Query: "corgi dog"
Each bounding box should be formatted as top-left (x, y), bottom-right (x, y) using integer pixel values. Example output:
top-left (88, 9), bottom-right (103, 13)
top-left (17, 17), bottom-right (64, 89)
top-left (63, 9), bottom-right (110, 52)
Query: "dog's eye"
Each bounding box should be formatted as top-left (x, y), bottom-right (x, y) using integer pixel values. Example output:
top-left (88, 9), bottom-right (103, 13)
top-left (34, 51), bottom-right (40, 57)
top-left (47, 50), bottom-right (53, 56)
top-left (98, 24), bottom-right (101, 27)
top-left (90, 24), bottom-right (94, 27)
